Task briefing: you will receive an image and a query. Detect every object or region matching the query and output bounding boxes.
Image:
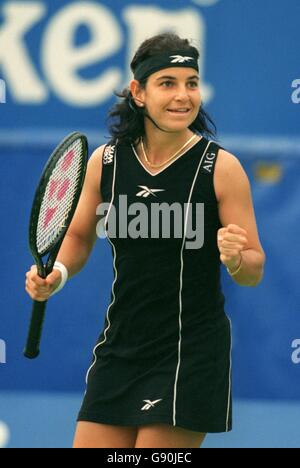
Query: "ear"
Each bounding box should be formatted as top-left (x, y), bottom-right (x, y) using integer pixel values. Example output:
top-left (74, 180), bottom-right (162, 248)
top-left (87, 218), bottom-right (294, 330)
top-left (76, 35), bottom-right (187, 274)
top-left (129, 79), bottom-right (145, 107)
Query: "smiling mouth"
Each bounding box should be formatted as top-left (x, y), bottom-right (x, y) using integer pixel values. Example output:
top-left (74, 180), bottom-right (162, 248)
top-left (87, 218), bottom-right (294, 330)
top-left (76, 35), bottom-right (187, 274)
top-left (167, 109), bottom-right (191, 115)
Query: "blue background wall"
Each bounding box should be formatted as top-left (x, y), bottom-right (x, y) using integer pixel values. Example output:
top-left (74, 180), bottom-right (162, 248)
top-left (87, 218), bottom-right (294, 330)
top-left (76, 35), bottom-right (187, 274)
top-left (0, 0), bottom-right (299, 448)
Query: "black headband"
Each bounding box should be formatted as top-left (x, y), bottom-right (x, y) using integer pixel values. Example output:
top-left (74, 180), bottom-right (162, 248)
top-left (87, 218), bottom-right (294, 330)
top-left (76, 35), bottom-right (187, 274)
top-left (133, 49), bottom-right (199, 81)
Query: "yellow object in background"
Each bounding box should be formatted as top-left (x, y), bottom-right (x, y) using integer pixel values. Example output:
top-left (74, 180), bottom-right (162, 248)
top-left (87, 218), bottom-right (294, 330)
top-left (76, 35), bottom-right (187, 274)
top-left (253, 162), bottom-right (283, 183)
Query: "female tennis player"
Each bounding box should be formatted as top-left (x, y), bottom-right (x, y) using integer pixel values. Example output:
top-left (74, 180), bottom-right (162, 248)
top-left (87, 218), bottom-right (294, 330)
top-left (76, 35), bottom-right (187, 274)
top-left (25, 33), bottom-right (265, 448)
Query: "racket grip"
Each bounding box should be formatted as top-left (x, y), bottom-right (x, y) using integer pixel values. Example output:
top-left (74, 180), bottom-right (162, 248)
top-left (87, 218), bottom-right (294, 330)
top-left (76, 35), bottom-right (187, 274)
top-left (24, 300), bottom-right (48, 359)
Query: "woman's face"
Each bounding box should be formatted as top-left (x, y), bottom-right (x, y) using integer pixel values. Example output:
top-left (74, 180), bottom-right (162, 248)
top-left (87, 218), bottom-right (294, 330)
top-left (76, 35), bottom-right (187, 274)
top-left (134, 67), bottom-right (201, 133)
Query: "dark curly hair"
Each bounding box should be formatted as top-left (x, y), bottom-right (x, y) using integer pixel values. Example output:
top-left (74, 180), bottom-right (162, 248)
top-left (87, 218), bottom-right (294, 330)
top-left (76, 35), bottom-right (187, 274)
top-left (107, 32), bottom-right (216, 145)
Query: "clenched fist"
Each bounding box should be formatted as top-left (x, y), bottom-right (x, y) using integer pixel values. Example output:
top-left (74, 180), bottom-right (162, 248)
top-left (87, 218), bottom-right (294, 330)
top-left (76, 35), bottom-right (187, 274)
top-left (217, 224), bottom-right (248, 272)
top-left (25, 265), bottom-right (62, 302)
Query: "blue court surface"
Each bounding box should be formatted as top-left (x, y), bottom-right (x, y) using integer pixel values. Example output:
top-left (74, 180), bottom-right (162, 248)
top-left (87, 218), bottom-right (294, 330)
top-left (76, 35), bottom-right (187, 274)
top-left (0, 393), bottom-right (299, 448)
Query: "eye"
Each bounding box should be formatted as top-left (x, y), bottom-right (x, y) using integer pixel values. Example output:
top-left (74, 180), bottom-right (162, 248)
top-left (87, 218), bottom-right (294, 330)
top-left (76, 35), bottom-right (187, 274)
top-left (188, 81), bottom-right (199, 88)
top-left (160, 80), bottom-right (174, 87)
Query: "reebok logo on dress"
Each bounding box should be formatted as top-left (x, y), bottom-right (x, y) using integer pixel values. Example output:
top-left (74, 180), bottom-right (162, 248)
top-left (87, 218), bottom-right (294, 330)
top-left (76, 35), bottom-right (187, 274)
top-left (136, 186), bottom-right (165, 198)
top-left (141, 399), bottom-right (162, 411)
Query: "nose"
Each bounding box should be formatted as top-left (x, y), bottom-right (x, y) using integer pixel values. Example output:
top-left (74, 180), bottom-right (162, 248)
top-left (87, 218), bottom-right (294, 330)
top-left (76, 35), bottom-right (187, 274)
top-left (174, 85), bottom-right (190, 101)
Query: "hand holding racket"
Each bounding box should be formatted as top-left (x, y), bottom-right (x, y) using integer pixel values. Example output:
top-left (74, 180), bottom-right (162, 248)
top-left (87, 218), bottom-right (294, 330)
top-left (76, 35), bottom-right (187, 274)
top-left (24, 132), bottom-right (88, 359)
top-left (25, 265), bottom-right (62, 301)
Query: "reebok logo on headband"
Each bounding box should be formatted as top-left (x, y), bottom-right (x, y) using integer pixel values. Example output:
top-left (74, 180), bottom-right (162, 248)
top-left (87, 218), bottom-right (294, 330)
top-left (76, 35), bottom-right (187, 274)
top-left (133, 49), bottom-right (199, 81)
top-left (170, 55), bottom-right (194, 64)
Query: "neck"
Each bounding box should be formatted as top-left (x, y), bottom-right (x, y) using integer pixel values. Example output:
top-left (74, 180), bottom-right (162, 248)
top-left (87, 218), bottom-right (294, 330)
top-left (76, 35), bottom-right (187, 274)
top-left (142, 126), bottom-right (196, 164)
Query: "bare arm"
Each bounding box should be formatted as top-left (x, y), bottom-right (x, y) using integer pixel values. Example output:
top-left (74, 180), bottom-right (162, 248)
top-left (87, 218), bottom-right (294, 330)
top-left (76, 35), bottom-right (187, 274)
top-left (55, 144), bottom-right (104, 278)
top-left (25, 145), bottom-right (105, 301)
top-left (214, 149), bottom-right (266, 287)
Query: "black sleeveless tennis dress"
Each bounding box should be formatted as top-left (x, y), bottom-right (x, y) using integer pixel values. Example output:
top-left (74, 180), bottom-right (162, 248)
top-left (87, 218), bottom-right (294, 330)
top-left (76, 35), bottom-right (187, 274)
top-left (77, 136), bottom-right (232, 433)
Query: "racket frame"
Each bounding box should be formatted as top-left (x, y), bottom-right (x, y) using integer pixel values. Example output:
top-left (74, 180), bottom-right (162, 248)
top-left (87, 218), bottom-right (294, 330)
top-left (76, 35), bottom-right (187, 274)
top-left (24, 132), bottom-right (88, 358)
top-left (29, 132), bottom-right (88, 275)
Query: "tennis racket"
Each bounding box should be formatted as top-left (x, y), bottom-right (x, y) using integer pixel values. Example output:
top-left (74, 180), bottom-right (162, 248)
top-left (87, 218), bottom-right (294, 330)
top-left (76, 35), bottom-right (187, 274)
top-left (24, 132), bottom-right (88, 359)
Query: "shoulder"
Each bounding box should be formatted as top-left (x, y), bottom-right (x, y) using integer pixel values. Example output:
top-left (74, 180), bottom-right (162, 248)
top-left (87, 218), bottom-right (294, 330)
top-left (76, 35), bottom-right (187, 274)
top-left (85, 144), bottom-right (106, 192)
top-left (89, 144), bottom-right (106, 165)
top-left (214, 148), bottom-right (245, 180)
top-left (88, 143), bottom-right (112, 171)
top-left (214, 148), bottom-right (250, 202)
